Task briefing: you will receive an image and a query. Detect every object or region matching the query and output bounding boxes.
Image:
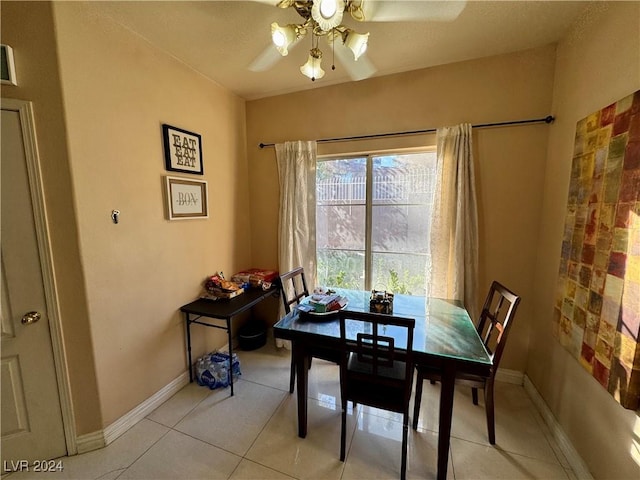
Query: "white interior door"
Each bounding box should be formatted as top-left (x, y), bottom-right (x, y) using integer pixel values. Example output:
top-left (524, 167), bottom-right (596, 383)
top-left (1, 105), bottom-right (67, 464)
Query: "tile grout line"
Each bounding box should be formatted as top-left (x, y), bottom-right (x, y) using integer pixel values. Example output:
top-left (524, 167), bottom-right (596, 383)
top-left (231, 388), bottom-right (295, 479)
top-left (339, 403), bottom-right (362, 480)
top-left (109, 424), bottom-right (174, 480)
top-left (153, 376), bottom-right (297, 479)
top-left (525, 396), bottom-right (574, 470)
top-left (145, 383), bottom-right (247, 476)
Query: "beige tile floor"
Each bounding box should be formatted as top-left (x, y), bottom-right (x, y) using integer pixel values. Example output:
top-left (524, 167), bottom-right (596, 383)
top-left (5, 335), bottom-right (577, 480)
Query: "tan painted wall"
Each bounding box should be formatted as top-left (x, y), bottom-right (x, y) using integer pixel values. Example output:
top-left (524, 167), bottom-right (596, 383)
top-left (528, 2), bottom-right (640, 478)
top-left (49, 1), bottom-right (251, 427)
top-left (247, 45), bottom-right (556, 373)
top-left (1, 1), bottom-right (102, 435)
top-left (5, 5), bottom-right (637, 474)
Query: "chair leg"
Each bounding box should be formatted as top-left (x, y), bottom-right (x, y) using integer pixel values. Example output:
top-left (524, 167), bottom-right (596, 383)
top-left (484, 381), bottom-right (496, 444)
top-left (471, 387), bottom-right (478, 405)
top-left (412, 369), bottom-right (423, 430)
top-left (289, 353), bottom-right (295, 394)
top-left (340, 400), bottom-right (347, 461)
top-left (401, 413), bottom-right (409, 480)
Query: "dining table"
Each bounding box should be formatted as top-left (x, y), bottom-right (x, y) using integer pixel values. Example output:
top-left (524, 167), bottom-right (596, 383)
top-left (273, 289), bottom-right (492, 480)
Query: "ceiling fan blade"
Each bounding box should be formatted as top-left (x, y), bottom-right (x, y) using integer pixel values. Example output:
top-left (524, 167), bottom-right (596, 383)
top-left (249, 38), bottom-right (303, 72)
top-left (248, 44), bottom-right (282, 72)
top-left (334, 46), bottom-right (376, 81)
top-left (248, 0), bottom-right (281, 5)
top-left (357, 0), bottom-right (467, 22)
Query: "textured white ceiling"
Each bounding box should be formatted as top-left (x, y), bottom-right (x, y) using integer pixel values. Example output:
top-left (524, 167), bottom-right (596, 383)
top-left (87, 1), bottom-right (591, 100)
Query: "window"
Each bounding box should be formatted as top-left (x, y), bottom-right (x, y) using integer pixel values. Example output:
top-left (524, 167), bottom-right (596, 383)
top-left (316, 150), bottom-right (437, 295)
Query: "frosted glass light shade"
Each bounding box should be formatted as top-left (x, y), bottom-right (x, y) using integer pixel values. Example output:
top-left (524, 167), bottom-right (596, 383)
top-left (311, 0), bottom-right (345, 31)
top-left (271, 22), bottom-right (297, 56)
top-left (344, 30), bottom-right (369, 60)
top-left (300, 52), bottom-right (325, 81)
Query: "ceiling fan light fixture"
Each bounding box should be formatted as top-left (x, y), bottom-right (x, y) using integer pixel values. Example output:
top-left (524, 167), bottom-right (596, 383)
top-left (344, 30), bottom-right (369, 60)
top-left (311, 0), bottom-right (345, 31)
top-left (300, 48), bottom-right (325, 81)
top-left (320, 0), bottom-right (337, 17)
top-left (268, 0), bottom-right (380, 80)
top-left (271, 22), bottom-right (297, 56)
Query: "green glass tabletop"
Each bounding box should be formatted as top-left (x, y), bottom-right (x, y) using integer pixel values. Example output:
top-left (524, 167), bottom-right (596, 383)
top-left (274, 289), bottom-right (491, 366)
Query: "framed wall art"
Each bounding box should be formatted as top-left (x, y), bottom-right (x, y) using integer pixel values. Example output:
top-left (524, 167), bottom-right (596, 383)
top-left (553, 90), bottom-right (640, 409)
top-left (164, 176), bottom-right (208, 220)
top-left (162, 124), bottom-right (203, 175)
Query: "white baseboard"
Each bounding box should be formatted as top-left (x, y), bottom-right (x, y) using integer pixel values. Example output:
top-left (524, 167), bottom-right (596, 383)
top-left (495, 368), bottom-right (524, 385)
top-left (524, 375), bottom-right (593, 480)
top-left (75, 430), bottom-right (105, 454)
top-left (74, 371), bottom-right (189, 453)
top-left (487, 370), bottom-right (591, 479)
top-left (104, 371), bottom-right (189, 445)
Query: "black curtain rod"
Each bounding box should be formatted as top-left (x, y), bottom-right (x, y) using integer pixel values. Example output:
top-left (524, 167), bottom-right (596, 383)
top-left (258, 115), bottom-right (555, 149)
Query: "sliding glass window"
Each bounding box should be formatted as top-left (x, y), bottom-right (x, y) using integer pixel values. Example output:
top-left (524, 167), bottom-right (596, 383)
top-left (316, 150), bottom-right (436, 295)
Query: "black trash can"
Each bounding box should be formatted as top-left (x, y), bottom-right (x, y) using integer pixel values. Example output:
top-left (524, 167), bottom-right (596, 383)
top-left (238, 321), bottom-right (267, 350)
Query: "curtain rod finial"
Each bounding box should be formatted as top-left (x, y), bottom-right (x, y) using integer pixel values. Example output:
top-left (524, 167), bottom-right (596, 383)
top-left (545, 115), bottom-right (555, 124)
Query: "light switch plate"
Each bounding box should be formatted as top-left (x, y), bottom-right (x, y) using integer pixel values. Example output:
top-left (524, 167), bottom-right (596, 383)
top-left (1, 45), bottom-right (17, 86)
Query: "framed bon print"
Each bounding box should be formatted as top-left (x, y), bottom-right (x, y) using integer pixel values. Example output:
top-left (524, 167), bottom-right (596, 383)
top-left (164, 176), bottom-right (208, 220)
top-left (162, 124), bottom-right (203, 175)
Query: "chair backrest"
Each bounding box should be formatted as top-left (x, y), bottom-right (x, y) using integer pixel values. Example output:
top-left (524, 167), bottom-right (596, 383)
top-left (338, 310), bottom-right (415, 398)
top-left (279, 267), bottom-right (309, 314)
top-left (476, 281), bottom-right (521, 372)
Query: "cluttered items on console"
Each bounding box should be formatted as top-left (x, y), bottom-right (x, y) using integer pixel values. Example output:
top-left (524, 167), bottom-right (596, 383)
top-left (201, 269), bottom-right (278, 300)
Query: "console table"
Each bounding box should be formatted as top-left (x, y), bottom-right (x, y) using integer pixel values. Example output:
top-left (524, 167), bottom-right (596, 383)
top-left (180, 287), bottom-right (276, 396)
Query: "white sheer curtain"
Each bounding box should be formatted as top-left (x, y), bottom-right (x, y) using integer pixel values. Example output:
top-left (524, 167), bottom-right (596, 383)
top-left (275, 140), bottom-right (317, 347)
top-left (427, 124), bottom-right (480, 320)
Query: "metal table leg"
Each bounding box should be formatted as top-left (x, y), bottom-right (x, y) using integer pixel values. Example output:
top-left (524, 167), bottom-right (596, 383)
top-left (186, 314), bottom-right (193, 382)
top-left (227, 318), bottom-right (234, 396)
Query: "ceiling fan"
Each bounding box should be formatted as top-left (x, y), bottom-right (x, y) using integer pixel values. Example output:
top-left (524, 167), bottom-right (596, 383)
top-left (249, 0), bottom-right (467, 81)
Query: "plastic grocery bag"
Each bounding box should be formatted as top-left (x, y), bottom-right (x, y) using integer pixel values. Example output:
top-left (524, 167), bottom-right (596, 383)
top-left (194, 351), bottom-right (241, 389)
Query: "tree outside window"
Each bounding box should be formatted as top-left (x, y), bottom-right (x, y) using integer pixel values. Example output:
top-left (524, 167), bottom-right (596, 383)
top-left (316, 151), bottom-right (436, 295)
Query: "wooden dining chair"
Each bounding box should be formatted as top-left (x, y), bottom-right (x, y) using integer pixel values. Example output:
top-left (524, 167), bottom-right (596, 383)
top-left (412, 280), bottom-right (520, 444)
top-left (279, 267), bottom-right (310, 393)
top-left (339, 310), bottom-right (415, 480)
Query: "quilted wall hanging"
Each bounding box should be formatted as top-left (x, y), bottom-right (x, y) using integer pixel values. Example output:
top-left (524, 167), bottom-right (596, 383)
top-left (553, 90), bottom-right (640, 410)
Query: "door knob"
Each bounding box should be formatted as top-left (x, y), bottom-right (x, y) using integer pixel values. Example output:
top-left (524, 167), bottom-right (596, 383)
top-left (21, 311), bottom-right (41, 325)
